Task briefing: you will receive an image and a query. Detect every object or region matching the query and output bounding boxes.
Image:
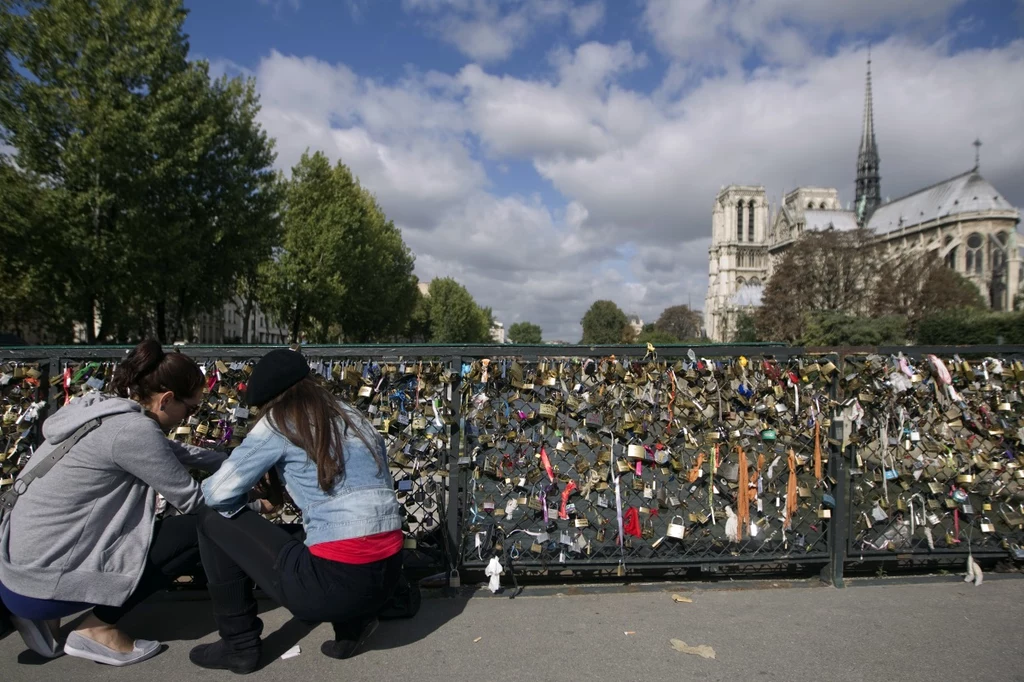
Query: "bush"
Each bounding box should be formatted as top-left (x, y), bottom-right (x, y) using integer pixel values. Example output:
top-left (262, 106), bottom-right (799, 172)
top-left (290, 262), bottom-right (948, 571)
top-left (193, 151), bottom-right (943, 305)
top-left (915, 309), bottom-right (1024, 345)
top-left (801, 312), bottom-right (908, 346)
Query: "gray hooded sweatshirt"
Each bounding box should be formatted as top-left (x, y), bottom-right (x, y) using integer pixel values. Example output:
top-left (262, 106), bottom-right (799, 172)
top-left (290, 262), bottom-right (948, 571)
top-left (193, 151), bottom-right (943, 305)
top-left (0, 393), bottom-right (226, 606)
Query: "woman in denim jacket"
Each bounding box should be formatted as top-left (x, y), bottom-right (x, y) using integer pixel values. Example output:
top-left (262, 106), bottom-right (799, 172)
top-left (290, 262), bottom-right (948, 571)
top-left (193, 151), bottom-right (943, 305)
top-left (190, 349), bottom-right (403, 674)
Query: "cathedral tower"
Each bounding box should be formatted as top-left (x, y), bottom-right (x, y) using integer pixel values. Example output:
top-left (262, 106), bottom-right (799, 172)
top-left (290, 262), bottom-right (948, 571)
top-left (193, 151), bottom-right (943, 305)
top-left (855, 54), bottom-right (881, 224)
top-left (704, 185), bottom-right (769, 341)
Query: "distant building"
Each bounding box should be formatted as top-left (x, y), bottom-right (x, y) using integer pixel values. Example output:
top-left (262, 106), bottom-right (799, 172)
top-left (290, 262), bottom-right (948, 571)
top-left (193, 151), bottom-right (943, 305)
top-left (627, 314), bottom-right (644, 338)
top-left (489, 321), bottom-right (506, 344)
top-left (705, 57), bottom-right (1021, 341)
top-left (193, 297), bottom-right (290, 344)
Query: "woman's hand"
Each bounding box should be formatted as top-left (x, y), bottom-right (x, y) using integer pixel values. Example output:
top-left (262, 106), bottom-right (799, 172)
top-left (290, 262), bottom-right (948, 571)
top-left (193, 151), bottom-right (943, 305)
top-left (259, 498), bottom-right (280, 514)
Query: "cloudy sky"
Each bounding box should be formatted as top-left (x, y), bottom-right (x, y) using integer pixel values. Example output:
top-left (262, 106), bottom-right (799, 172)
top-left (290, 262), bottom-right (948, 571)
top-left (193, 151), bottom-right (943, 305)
top-left (185, 0), bottom-right (1024, 342)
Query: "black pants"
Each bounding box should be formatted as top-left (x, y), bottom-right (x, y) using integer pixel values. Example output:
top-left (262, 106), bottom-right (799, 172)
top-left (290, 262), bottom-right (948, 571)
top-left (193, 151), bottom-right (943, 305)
top-left (94, 514), bottom-right (202, 624)
top-left (196, 507), bottom-right (402, 640)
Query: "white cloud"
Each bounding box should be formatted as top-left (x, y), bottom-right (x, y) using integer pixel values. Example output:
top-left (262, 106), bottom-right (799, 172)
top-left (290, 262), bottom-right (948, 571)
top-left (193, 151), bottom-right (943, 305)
top-left (242, 20), bottom-right (1024, 342)
top-left (642, 0), bottom-right (969, 66)
top-left (255, 52), bottom-right (482, 230)
top-left (569, 1), bottom-right (604, 37)
top-left (457, 41), bottom-right (650, 159)
top-left (257, 0), bottom-right (301, 13)
top-left (403, 0), bottom-right (610, 63)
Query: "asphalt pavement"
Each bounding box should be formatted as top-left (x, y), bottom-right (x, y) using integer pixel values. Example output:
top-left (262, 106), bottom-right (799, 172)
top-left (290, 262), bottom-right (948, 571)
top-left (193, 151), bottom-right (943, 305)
top-left (3, 575), bottom-right (1023, 682)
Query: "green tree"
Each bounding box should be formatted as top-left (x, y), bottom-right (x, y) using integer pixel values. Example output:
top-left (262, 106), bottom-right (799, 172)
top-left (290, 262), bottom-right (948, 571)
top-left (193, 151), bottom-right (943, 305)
top-left (0, 161), bottom-right (73, 341)
top-left (916, 309), bottom-right (1024, 345)
top-left (0, 0), bottom-right (280, 342)
top-left (404, 283), bottom-right (432, 342)
top-left (141, 71), bottom-right (282, 342)
top-left (580, 300), bottom-right (630, 344)
top-left (872, 251), bottom-right (986, 337)
top-left (634, 326), bottom-right (681, 345)
top-left (732, 312), bottom-right (759, 343)
top-left (261, 152), bottom-right (417, 343)
top-left (801, 312), bottom-right (907, 346)
top-left (655, 304), bottom-right (702, 340)
top-left (508, 321), bottom-right (543, 344)
top-left (261, 152), bottom-right (351, 343)
top-left (426, 278), bottom-right (490, 343)
top-left (756, 229), bottom-right (878, 343)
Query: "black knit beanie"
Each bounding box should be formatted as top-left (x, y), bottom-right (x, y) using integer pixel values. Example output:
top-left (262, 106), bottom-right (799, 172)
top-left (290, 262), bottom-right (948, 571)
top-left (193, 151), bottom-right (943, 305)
top-left (246, 349), bottom-right (310, 407)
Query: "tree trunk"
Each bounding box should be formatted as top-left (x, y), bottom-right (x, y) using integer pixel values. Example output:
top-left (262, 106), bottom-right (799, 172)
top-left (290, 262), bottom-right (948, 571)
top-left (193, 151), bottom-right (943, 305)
top-left (290, 299), bottom-right (302, 344)
top-left (85, 300), bottom-right (97, 344)
top-left (172, 288), bottom-right (187, 343)
top-left (156, 300), bottom-right (166, 343)
top-left (241, 280), bottom-right (254, 345)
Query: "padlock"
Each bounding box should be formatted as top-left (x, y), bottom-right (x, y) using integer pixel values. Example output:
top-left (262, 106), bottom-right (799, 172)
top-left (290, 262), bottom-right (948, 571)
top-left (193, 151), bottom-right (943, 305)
top-left (980, 517), bottom-right (995, 533)
top-left (666, 515), bottom-right (686, 540)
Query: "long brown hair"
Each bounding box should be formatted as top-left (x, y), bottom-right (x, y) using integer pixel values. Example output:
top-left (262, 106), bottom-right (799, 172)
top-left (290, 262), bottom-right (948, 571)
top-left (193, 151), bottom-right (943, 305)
top-left (264, 376), bottom-right (383, 492)
top-left (109, 339), bottom-right (205, 402)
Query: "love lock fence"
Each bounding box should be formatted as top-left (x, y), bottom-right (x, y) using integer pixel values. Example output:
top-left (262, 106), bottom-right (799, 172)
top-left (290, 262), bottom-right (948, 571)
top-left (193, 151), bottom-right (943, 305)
top-left (837, 348), bottom-right (1024, 573)
top-left (0, 347), bottom-right (460, 581)
top-left (3, 343), bottom-right (1024, 589)
top-left (457, 348), bottom-right (839, 580)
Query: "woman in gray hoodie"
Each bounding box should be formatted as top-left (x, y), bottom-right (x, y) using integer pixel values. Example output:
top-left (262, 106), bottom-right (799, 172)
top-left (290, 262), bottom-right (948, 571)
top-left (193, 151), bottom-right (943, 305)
top-left (0, 340), bottom-right (240, 666)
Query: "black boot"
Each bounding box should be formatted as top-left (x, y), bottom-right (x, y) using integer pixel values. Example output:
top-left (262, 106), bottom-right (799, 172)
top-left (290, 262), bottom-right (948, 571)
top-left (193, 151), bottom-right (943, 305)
top-left (321, 617), bottom-right (378, 660)
top-left (190, 579), bottom-right (263, 674)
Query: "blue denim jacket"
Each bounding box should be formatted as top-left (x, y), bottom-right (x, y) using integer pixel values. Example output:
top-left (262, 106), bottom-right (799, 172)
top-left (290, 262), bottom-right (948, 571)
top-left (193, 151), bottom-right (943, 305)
top-left (202, 403), bottom-right (402, 546)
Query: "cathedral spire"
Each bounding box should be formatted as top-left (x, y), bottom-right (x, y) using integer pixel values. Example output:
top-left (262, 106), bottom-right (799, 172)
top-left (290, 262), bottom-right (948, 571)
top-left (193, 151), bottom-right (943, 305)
top-left (855, 51), bottom-right (881, 225)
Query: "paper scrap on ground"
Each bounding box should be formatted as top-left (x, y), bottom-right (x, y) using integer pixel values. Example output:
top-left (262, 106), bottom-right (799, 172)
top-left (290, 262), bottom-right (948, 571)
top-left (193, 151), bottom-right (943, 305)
top-left (473, 637), bottom-right (483, 643)
top-left (671, 594), bottom-right (693, 603)
top-left (670, 639), bottom-right (716, 659)
top-left (281, 645), bottom-right (301, 660)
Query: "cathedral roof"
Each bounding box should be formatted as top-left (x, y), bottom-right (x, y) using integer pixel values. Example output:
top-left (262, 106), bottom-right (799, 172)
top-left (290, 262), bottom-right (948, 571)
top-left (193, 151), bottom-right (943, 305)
top-left (866, 169), bottom-right (1018, 233)
top-left (803, 210), bottom-right (859, 232)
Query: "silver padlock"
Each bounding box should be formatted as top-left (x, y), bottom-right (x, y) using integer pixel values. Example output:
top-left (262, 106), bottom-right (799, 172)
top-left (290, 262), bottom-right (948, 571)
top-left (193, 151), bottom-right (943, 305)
top-left (449, 569), bottom-right (460, 588)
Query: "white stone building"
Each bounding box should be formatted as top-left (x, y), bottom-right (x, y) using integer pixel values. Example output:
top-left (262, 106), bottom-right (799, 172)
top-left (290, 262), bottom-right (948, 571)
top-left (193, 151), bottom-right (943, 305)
top-left (704, 58), bottom-right (1021, 341)
top-left (193, 297), bottom-right (290, 345)
top-left (703, 185), bottom-right (771, 342)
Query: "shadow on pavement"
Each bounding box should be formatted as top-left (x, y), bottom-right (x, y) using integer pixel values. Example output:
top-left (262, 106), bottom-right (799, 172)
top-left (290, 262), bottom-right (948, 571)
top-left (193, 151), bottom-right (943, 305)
top-left (370, 595), bottom-right (471, 651)
top-left (257, 616), bottom-right (317, 669)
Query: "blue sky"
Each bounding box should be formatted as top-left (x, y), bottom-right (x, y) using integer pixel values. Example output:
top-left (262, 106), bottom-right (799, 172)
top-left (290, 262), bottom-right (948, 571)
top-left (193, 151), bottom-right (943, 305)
top-left (183, 0), bottom-right (1024, 341)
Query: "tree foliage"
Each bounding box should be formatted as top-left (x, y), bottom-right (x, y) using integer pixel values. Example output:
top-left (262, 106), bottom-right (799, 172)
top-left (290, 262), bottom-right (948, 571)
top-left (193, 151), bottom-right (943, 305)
top-left (0, 0), bottom-right (280, 342)
top-left (404, 284), bottom-right (432, 342)
top-left (916, 309), bottom-right (1024, 345)
top-left (508, 321), bottom-right (543, 344)
top-left (871, 251), bottom-right (986, 334)
top-left (732, 312), bottom-right (759, 343)
top-left (801, 312), bottom-right (908, 346)
top-left (755, 229), bottom-right (878, 343)
top-left (426, 278), bottom-right (490, 343)
top-left (634, 324), bottom-right (682, 345)
top-left (755, 228), bottom-right (987, 345)
top-left (0, 161), bottom-right (71, 341)
top-left (260, 151), bottom-right (417, 343)
top-left (655, 304), bottom-right (702, 340)
top-left (580, 300), bottom-right (630, 344)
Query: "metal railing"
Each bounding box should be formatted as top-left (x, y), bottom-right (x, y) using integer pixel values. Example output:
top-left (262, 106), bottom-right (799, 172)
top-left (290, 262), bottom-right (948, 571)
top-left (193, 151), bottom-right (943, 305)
top-left (3, 343), bottom-right (1023, 587)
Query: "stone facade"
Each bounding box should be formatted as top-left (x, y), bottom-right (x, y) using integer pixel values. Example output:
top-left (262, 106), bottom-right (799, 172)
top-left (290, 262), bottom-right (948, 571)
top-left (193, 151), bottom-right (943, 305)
top-left (703, 58), bottom-right (1022, 342)
top-left (704, 185), bottom-right (770, 341)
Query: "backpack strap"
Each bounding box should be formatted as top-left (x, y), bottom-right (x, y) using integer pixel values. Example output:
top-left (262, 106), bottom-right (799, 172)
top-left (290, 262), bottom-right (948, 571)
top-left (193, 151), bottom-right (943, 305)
top-left (0, 418), bottom-right (101, 515)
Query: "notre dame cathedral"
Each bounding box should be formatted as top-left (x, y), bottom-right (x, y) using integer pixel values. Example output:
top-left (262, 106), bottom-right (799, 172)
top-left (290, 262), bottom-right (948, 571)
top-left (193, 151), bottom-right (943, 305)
top-left (704, 58), bottom-right (1022, 342)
